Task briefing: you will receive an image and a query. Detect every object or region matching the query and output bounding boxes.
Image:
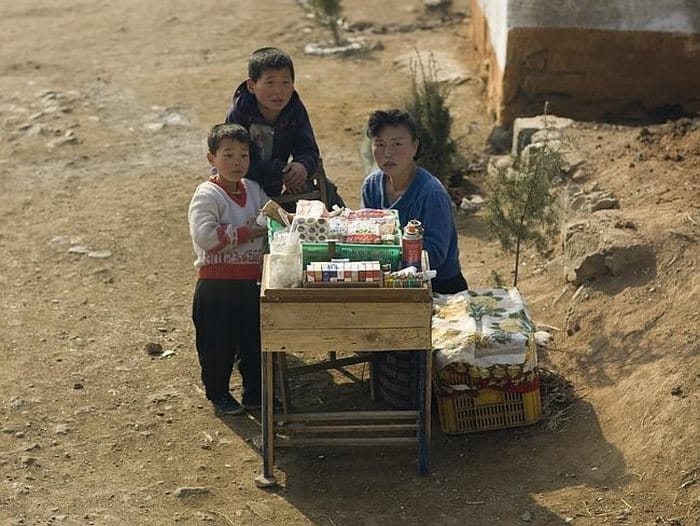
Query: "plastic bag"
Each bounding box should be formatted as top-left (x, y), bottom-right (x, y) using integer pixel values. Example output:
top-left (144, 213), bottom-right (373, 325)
top-left (268, 230), bottom-right (302, 289)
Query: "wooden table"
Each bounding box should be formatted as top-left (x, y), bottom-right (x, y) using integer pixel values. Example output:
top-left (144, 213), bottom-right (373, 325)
top-left (257, 254), bottom-right (433, 487)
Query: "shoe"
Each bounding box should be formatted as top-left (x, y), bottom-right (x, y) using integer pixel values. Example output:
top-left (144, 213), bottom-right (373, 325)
top-left (211, 393), bottom-right (245, 416)
top-left (243, 393), bottom-right (283, 412)
top-left (242, 392), bottom-right (262, 410)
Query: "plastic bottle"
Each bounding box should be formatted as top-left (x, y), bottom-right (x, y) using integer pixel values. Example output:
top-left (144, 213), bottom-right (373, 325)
top-left (401, 219), bottom-right (423, 270)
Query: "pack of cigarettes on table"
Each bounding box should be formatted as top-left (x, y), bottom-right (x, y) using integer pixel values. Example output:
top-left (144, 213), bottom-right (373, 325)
top-left (305, 261), bottom-right (382, 283)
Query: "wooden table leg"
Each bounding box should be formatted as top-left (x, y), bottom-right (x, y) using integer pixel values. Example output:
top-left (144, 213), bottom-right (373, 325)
top-left (255, 351), bottom-right (277, 488)
top-left (417, 349), bottom-right (430, 475)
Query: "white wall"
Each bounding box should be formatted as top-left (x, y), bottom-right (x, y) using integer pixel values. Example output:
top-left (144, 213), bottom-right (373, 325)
top-left (475, 0), bottom-right (508, 70)
top-left (507, 0), bottom-right (699, 33)
top-left (476, 0), bottom-right (699, 69)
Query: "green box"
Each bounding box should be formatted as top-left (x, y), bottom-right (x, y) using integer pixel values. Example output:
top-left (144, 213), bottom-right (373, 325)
top-left (302, 242), bottom-right (402, 270)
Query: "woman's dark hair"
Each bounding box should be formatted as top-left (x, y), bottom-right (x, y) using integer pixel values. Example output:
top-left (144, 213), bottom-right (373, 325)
top-left (207, 123), bottom-right (250, 153)
top-left (248, 47), bottom-right (295, 82)
top-left (366, 109), bottom-right (419, 141)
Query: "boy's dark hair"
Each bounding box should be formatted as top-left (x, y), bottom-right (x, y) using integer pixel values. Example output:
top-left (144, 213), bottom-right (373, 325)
top-left (366, 109), bottom-right (419, 140)
top-left (248, 47), bottom-right (295, 82)
top-left (366, 109), bottom-right (421, 159)
top-left (207, 123), bottom-right (250, 153)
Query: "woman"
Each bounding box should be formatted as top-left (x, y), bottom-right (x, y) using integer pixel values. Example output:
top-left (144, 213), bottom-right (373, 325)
top-left (361, 109), bottom-right (468, 409)
top-left (361, 109), bottom-right (468, 294)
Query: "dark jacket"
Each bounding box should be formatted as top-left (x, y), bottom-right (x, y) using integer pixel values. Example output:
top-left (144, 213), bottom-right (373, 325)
top-left (225, 81), bottom-right (319, 197)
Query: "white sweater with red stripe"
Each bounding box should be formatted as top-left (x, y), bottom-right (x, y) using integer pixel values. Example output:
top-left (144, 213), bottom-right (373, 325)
top-left (188, 178), bottom-right (269, 280)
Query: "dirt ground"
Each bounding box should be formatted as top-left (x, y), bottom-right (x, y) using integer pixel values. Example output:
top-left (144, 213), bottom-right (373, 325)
top-left (0, 1), bottom-right (698, 525)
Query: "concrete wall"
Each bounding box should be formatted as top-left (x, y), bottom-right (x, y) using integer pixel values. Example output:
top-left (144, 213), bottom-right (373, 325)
top-left (471, 0), bottom-right (700, 126)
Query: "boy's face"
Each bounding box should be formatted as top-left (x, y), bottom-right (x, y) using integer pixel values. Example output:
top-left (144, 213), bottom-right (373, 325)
top-left (246, 68), bottom-right (294, 121)
top-left (207, 138), bottom-right (250, 186)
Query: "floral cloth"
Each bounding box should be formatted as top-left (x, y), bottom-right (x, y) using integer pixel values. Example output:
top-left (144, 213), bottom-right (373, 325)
top-left (432, 288), bottom-right (537, 390)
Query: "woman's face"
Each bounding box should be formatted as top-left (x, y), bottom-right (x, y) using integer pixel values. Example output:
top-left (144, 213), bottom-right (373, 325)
top-left (371, 125), bottom-right (418, 179)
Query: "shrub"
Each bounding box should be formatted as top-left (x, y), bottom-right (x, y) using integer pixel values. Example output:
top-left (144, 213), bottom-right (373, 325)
top-left (405, 52), bottom-right (463, 189)
top-left (309, 0), bottom-right (343, 46)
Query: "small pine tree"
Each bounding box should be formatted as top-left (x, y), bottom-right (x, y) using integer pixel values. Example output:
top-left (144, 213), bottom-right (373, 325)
top-left (484, 106), bottom-right (562, 287)
top-left (309, 0), bottom-right (343, 47)
top-left (405, 52), bottom-right (462, 188)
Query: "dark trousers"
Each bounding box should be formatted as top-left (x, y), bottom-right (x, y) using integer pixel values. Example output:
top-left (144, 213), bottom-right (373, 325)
top-left (378, 272), bottom-right (468, 409)
top-left (192, 279), bottom-right (261, 401)
top-left (432, 272), bottom-right (468, 294)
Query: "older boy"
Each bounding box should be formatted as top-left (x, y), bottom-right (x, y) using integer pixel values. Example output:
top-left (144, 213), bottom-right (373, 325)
top-left (225, 47), bottom-right (344, 208)
top-left (189, 123), bottom-right (268, 415)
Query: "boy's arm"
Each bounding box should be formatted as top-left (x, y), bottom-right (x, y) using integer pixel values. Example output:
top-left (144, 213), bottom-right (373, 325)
top-left (289, 104), bottom-right (320, 179)
top-left (188, 188), bottom-right (254, 252)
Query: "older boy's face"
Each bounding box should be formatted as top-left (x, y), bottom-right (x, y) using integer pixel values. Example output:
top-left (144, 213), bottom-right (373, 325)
top-left (207, 138), bottom-right (250, 186)
top-left (246, 68), bottom-right (294, 121)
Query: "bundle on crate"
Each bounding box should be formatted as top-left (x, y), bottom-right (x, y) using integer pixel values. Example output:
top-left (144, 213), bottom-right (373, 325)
top-left (432, 288), bottom-right (542, 434)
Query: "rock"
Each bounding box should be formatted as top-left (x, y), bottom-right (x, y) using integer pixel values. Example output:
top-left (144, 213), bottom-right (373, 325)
top-left (566, 319), bottom-right (581, 336)
top-left (487, 126), bottom-right (513, 154)
top-left (670, 386), bottom-right (683, 396)
top-left (569, 190), bottom-right (619, 214)
top-left (512, 114), bottom-right (574, 156)
top-left (54, 424), bottom-right (70, 435)
top-left (459, 194), bottom-right (486, 214)
top-left (144, 342), bottom-right (163, 356)
top-left (521, 140), bottom-right (563, 174)
top-left (87, 250), bottom-right (112, 258)
top-left (9, 398), bottom-right (27, 410)
top-left (46, 130), bottom-right (78, 149)
top-left (48, 236), bottom-right (71, 248)
top-left (247, 501), bottom-right (274, 520)
top-left (521, 510), bottom-right (532, 521)
top-left (68, 245), bottom-right (90, 255)
top-left (590, 196), bottom-right (619, 212)
top-left (173, 486), bottom-right (210, 498)
top-left (424, 0), bottom-right (452, 8)
top-left (2, 424), bottom-right (22, 434)
top-left (562, 211), bottom-right (655, 285)
top-left (20, 456), bottom-right (37, 466)
top-left (534, 331), bottom-right (552, 348)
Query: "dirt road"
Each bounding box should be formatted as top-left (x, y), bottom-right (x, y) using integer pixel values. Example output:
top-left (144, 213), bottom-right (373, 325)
top-left (1, 1), bottom-right (698, 525)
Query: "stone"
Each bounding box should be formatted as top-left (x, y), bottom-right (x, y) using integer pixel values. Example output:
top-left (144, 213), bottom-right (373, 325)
top-left (87, 250), bottom-right (112, 259)
top-left (424, 0), bottom-right (452, 8)
top-left (562, 211), bottom-right (654, 285)
top-left (569, 189), bottom-right (619, 214)
top-left (512, 114), bottom-right (574, 156)
top-left (54, 424), bottom-right (70, 435)
top-left (487, 125), bottom-right (513, 154)
top-left (20, 456), bottom-right (37, 466)
top-left (247, 501), bottom-right (274, 519)
top-left (173, 486), bottom-right (210, 498)
top-left (144, 342), bottom-right (163, 356)
top-left (459, 194), bottom-right (487, 213)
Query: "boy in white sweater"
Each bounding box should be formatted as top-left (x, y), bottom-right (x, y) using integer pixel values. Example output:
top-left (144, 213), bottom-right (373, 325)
top-left (189, 123), bottom-right (268, 415)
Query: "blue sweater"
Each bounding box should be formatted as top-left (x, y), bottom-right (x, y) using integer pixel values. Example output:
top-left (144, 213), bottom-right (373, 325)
top-left (360, 167), bottom-right (462, 281)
